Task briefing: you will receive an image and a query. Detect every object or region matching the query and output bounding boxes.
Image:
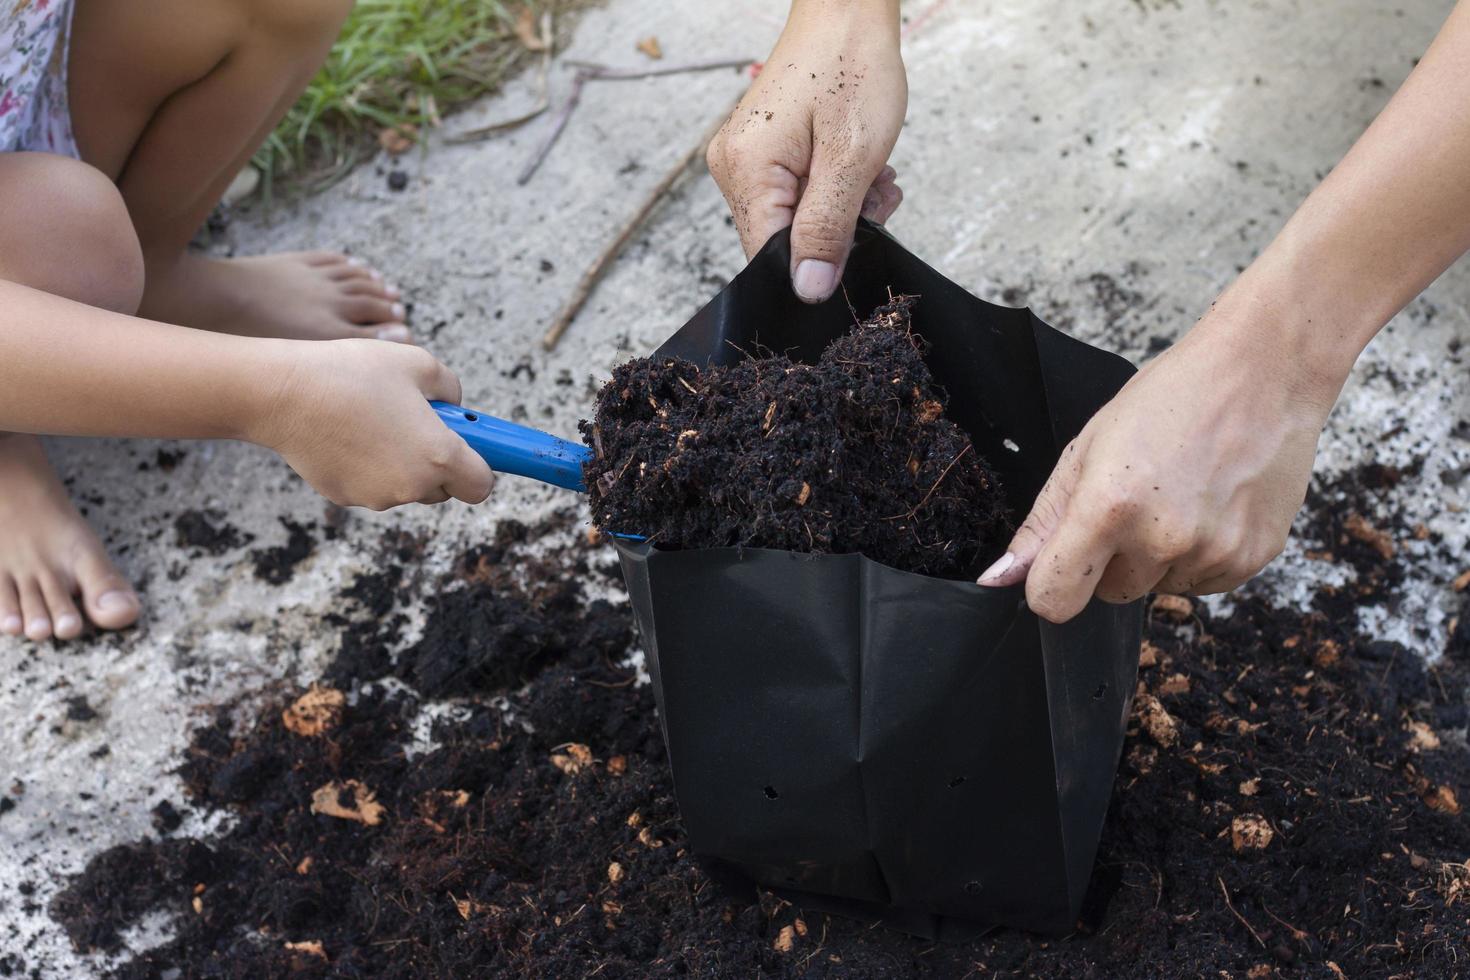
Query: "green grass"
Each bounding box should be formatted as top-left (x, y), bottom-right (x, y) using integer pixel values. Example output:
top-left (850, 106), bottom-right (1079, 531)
top-left (252, 0), bottom-right (538, 193)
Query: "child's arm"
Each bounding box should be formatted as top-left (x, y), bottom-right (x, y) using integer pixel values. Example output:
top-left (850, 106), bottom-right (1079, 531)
top-left (979, 0), bottom-right (1470, 621)
top-left (0, 280), bottom-right (494, 509)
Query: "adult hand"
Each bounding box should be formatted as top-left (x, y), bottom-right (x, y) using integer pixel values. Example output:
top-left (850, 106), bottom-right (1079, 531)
top-left (708, 0), bottom-right (906, 303)
top-left (977, 298), bottom-right (1344, 623)
top-left (259, 339), bottom-right (495, 510)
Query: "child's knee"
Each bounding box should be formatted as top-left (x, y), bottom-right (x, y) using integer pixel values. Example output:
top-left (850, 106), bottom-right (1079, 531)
top-left (8, 154), bottom-right (144, 315)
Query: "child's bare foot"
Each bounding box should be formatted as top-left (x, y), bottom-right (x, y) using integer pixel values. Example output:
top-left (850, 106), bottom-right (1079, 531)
top-left (139, 251), bottom-right (412, 344)
top-left (0, 435), bottom-right (140, 642)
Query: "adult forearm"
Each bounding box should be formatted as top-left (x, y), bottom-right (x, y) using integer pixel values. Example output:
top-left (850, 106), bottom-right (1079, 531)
top-left (0, 280), bottom-right (283, 442)
top-left (1210, 1), bottom-right (1470, 397)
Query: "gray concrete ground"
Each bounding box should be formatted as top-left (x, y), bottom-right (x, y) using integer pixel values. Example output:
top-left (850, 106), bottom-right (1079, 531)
top-left (4, 0), bottom-right (1468, 974)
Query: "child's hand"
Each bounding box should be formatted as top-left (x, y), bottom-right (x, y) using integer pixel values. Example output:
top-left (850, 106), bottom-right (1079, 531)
top-left (258, 340), bottom-right (495, 510)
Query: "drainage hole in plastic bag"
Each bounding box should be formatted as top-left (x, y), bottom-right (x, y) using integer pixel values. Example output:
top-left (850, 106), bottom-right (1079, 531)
top-left (964, 880), bottom-right (984, 895)
top-left (1092, 682), bottom-right (1108, 700)
top-left (947, 776), bottom-right (967, 789)
top-left (763, 785), bottom-right (779, 800)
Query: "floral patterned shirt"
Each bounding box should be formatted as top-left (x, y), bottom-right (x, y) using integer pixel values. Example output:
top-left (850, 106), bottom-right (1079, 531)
top-left (0, 0), bottom-right (77, 156)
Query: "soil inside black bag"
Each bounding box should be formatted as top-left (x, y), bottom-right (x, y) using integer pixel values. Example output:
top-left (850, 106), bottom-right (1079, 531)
top-left (579, 296), bottom-right (1010, 579)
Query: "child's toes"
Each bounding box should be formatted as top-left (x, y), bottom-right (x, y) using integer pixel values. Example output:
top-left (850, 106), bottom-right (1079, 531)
top-left (0, 574), bottom-right (21, 636)
top-left (19, 579), bottom-right (51, 641)
top-left (340, 276), bottom-right (400, 300)
top-left (340, 295), bottom-right (405, 326)
top-left (39, 573), bottom-right (83, 640)
top-left (328, 261), bottom-right (381, 284)
top-left (76, 551), bottom-right (139, 631)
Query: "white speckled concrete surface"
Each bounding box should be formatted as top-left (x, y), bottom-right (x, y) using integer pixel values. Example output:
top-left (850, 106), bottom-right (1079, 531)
top-left (4, 0), bottom-right (1468, 974)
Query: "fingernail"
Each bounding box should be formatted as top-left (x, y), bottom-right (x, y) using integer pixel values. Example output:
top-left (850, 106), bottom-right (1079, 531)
top-left (391, 303), bottom-right (405, 320)
top-left (1, 615), bottom-right (20, 634)
top-left (385, 284), bottom-right (401, 298)
top-left (377, 325), bottom-right (411, 343)
top-left (371, 270), bottom-right (383, 281)
top-left (348, 257), bottom-right (365, 267)
top-left (96, 590), bottom-right (135, 612)
top-left (793, 260), bottom-right (838, 303)
top-left (55, 614), bottom-right (80, 635)
top-left (26, 617), bottom-right (50, 638)
top-left (977, 552), bottom-right (1016, 586)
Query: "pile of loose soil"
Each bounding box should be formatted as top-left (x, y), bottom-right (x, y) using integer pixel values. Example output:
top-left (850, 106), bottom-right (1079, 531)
top-left (579, 297), bottom-right (1009, 579)
top-left (49, 487), bottom-right (1470, 978)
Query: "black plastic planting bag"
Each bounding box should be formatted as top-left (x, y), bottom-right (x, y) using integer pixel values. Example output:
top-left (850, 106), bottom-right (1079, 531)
top-left (613, 221), bottom-right (1144, 938)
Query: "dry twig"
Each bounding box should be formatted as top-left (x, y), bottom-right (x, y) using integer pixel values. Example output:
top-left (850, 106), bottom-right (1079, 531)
top-left (541, 93), bottom-right (739, 349)
top-left (446, 12), bottom-right (555, 144)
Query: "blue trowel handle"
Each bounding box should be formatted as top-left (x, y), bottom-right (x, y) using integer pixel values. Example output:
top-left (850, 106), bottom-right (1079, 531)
top-left (431, 401), bottom-right (592, 493)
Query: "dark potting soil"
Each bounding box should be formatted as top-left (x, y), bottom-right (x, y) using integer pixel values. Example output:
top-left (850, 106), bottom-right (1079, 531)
top-left (173, 510), bottom-right (253, 556)
top-left (580, 296), bottom-right (1009, 579)
top-left (51, 500), bottom-right (1470, 979)
top-left (251, 519), bottom-right (319, 586)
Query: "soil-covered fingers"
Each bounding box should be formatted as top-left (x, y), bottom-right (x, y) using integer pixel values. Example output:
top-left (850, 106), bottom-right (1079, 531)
top-left (860, 167), bottom-right (903, 225)
top-left (707, 128), bottom-right (802, 259)
top-left (1023, 516), bottom-right (1118, 624)
top-left (978, 438), bottom-right (1086, 589)
top-left (789, 141), bottom-right (888, 303)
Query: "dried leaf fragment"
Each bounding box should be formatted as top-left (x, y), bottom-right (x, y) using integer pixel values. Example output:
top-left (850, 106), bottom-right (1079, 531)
top-left (310, 780), bottom-right (386, 826)
top-left (1312, 639), bottom-right (1341, 669)
top-left (1343, 513), bottom-right (1395, 560)
top-left (917, 400), bottom-right (944, 423)
top-left (607, 861), bottom-right (625, 883)
top-left (1454, 568), bottom-right (1470, 592)
top-left (636, 35), bottom-right (663, 59)
top-left (377, 123), bottom-right (418, 156)
top-left (1138, 640), bottom-right (1162, 668)
top-left (514, 7), bottom-right (547, 51)
top-left (284, 941), bottom-right (327, 960)
top-left (1158, 672), bottom-right (1191, 696)
top-left (1424, 784), bottom-right (1461, 814)
top-left (282, 685), bottom-right (345, 738)
top-left (796, 482), bottom-right (811, 506)
top-left (1239, 778), bottom-right (1260, 797)
top-left (1127, 743), bottom-right (1157, 776)
top-left (773, 924), bottom-right (796, 953)
top-left (295, 856), bottom-right (314, 875)
top-left (607, 755), bottom-right (627, 776)
top-left (1406, 719), bottom-right (1441, 752)
top-left (1135, 693), bottom-right (1179, 748)
top-left (452, 894), bottom-right (488, 921)
top-left (551, 743), bottom-right (594, 775)
top-left (1231, 813), bottom-right (1275, 851)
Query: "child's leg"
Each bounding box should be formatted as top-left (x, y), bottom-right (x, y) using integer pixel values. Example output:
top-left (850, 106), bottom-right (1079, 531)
top-left (67, 0), bottom-right (410, 343)
top-left (0, 153), bottom-right (144, 641)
